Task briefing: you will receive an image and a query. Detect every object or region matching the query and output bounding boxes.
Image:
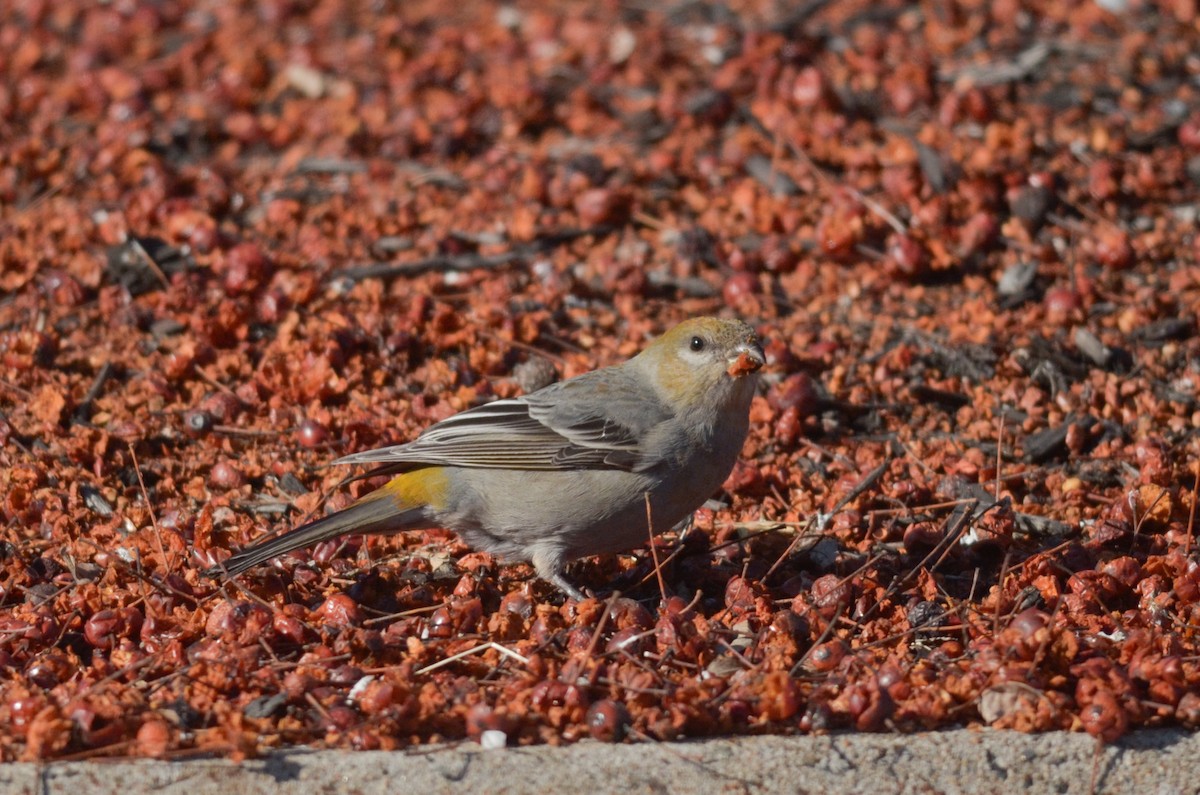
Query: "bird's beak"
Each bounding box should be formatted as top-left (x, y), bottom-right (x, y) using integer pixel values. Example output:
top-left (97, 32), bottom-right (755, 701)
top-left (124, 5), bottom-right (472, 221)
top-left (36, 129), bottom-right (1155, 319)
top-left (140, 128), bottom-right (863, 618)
top-left (727, 339), bottom-right (766, 377)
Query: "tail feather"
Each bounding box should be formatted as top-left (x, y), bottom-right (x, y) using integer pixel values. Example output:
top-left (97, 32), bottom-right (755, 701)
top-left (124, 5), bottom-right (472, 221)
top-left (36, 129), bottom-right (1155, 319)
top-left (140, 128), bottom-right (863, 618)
top-left (210, 493), bottom-right (427, 577)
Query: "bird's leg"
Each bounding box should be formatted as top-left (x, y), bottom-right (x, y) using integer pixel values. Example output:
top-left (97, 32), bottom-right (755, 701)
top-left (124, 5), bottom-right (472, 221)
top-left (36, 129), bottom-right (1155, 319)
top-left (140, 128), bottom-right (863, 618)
top-left (549, 572), bottom-right (588, 602)
top-left (532, 546), bottom-right (587, 601)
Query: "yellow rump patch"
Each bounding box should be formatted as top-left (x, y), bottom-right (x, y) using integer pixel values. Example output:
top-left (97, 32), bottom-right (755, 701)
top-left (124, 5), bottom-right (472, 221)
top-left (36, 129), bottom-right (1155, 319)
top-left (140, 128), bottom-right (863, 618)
top-left (380, 467), bottom-right (450, 510)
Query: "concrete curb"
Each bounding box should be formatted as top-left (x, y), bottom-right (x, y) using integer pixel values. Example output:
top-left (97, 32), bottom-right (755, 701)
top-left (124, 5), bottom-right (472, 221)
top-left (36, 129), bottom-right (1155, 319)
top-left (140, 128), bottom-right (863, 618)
top-left (3, 728), bottom-right (1195, 794)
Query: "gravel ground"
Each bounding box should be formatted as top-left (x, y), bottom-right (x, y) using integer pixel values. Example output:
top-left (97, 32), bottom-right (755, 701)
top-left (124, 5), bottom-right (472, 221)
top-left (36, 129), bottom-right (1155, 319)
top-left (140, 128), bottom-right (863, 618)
top-left (6, 0), bottom-right (1200, 760)
top-left (3, 728), bottom-right (1196, 795)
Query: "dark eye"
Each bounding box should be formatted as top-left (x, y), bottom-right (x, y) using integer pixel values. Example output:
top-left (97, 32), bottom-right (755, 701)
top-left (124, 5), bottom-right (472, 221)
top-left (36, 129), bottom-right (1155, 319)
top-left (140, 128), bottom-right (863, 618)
top-left (689, 336), bottom-right (705, 352)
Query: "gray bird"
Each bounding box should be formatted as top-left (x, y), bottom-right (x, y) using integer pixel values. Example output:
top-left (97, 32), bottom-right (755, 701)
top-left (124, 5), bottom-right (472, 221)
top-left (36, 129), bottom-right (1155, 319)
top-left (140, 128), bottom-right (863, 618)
top-left (211, 317), bottom-right (764, 598)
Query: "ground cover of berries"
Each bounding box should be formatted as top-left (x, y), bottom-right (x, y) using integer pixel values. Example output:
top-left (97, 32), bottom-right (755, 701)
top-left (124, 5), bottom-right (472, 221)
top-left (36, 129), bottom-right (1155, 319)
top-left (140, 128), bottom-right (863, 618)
top-left (3, 0), bottom-right (1200, 762)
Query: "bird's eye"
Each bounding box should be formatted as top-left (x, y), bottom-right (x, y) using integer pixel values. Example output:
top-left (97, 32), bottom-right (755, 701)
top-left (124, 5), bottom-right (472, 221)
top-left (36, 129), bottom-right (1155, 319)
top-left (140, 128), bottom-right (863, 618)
top-left (689, 336), bottom-right (705, 352)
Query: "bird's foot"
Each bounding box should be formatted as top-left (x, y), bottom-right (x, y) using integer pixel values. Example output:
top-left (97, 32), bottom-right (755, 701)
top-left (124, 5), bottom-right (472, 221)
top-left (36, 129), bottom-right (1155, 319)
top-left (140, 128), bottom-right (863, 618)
top-left (549, 572), bottom-right (589, 602)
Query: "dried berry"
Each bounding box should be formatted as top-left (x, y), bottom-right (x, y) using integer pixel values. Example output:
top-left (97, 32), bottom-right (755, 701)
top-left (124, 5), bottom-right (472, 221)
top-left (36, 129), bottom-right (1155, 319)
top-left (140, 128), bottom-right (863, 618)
top-left (586, 700), bottom-right (631, 742)
top-left (2, 0), bottom-right (1198, 764)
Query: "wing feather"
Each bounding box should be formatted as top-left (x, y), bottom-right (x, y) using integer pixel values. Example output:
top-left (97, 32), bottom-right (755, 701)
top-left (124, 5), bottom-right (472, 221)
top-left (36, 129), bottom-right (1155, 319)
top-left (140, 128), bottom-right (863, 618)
top-left (334, 370), bottom-right (673, 472)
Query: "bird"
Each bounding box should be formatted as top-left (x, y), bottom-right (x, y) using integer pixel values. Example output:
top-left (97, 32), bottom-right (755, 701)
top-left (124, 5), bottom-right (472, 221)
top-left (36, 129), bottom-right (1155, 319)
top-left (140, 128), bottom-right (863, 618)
top-left (209, 317), bottom-right (765, 599)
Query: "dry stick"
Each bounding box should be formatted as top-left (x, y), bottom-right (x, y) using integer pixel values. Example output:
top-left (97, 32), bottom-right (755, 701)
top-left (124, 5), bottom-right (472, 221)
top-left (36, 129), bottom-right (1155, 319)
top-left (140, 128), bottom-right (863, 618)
top-left (1129, 482), bottom-right (1171, 552)
top-left (966, 566), bottom-right (981, 646)
top-left (338, 226), bottom-right (610, 282)
top-left (767, 480), bottom-right (790, 519)
top-left (707, 524), bottom-right (793, 554)
top-left (714, 636), bottom-right (757, 672)
top-left (644, 492), bottom-right (668, 603)
top-left (1186, 461), bottom-right (1199, 557)
top-left (74, 653), bottom-right (162, 700)
top-left (993, 550), bottom-right (1013, 635)
top-left (0, 377), bottom-right (33, 400)
top-left (43, 740), bottom-right (139, 763)
top-left (193, 366), bottom-right (240, 398)
top-left (604, 630), bottom-right (660, 664)
top-left (415, 641), bottom-right (530, 676)
top-left (1027, 595), bottom-right (1066, 676)
top-left (994, 414), bottom-right (1005, 502)
top-left (856, 499), bottom-right (981, 627)
top-left (258, 636), bottom-right (285, 667)
top-left (220, 573), bottom-right (292, 615)
top-left (938, 577), bottom-right (974, 653)
top-left (128, 442), bottom-right (171, 573)
top-left (70, 536), bottom-right (200, 607)
top-left (631, 210), bottom-right (667, 230)
top-left (790, 602), bottom-right (847, 677)
top-left (762, 458), bottom-right (889, 583)
top-left (805, 550), bottom-right (893, 650)
top-left (774, 120), bottom-right (907, 235)
top-left (141, 654), bottom-right (235, 701)
top-left (868, 498), bottom-right (975, 519)
top-left (363, 601), bottom-right (448, 626)
top-left (594, 678), bottom-right (670, 698)
top-left (571, 591), bottom-right (620, 688)
top-left (799, 437), bottom-right (857, 469)
top-left (632, 541), bottom-right (689, 592)
top-left (476, 328), bottom-right (569, 368)
top-left (73, 360), bottom-right (114, 423)
top-left (858, 620), bottom-right (968, 652)
top-left (8, 175), bottom-right (68, 218)
top-left (130, 237), bottom-right (171, 288)
top-left (926, 506), bottom-right (986, 576)
top-left (304, 691), bottom-right (333, 723)
top-left (211, 424), bottom-right (278, 438)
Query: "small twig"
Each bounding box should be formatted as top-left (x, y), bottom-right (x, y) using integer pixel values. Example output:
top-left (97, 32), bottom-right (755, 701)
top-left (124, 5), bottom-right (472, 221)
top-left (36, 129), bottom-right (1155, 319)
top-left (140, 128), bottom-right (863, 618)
top-left (476, 328), bottom-right (569, 368)
top-left (764, 458), bottom-right (887, 583)
top-left (868, 498), bottom-right (976, 520)
top-left (72, 360), bottom-right (114, 424)
top-left (363, 601), bottom-right (448, 626)
top-left (631, 211), bottom-right (667, 230)
top-left (1185, 461), bottom-right (1199, 557)
top-left (129, 442), bottom-right (171, 573)
top-left (855, 500), bottom-right (980, 627)
top-left (1129, 483), bottom-right (1170, 550)
top-left (571, 591), bottom-right (619, 688)
top-left (747, 110), bottom-right (908, 235)
top-left (75, 652), bottom-right (161, 698)
top-left (714, 637), bottom-right (756, 670)
top-left (70, 537), bottom-right (199, 607)
top-left (994, 414), bottom-right (1005, 502)
top-left (858, 620), bottom-right (967, 651)
top-left (40, 740), bottom-right (139, 763)
top-left (645, 492), bottom-right (668, 603)
top-left (305, 691), bottom-right (333, 722)
top-left (993, 551), bottom-right (1012, 635)
top-left (632, 538), bottom-right (689, 592)
top-left (790, 602), bottom-right (846, 677)
top-left (127, 237), bottom-right (171, 289)
top-left (212, 424), bottom-right (279, 438)
top-left (415, 641), bottom-right (530, 675)
top-left (938, 41), bottom-right (1052, 86)
top-left (216, 573), bottom-right (288, 614)
top-left (193, 367), bottom-right (240, 398)
top-left (0, 377), bottom-right (33, 400)
top-left (338, 227), bottom-right (610, 283)
top-left (1027, 595), bottom-right (1065, 675)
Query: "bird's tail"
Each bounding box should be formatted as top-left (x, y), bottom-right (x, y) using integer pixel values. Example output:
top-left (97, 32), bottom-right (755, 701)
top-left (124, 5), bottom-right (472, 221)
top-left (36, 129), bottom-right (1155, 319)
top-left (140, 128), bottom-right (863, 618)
top-left (209, 488), bottom-right (429, 577)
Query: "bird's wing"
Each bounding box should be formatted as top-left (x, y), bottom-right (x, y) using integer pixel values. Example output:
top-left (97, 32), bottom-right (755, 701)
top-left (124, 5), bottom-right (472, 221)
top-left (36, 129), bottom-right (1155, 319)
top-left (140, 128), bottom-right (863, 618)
top-left (334, 370), bottom-right (673, 472)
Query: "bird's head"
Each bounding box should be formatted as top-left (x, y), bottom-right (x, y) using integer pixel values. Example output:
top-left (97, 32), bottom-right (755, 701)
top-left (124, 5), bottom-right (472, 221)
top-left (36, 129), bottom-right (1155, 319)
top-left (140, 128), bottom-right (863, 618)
top-left (634, 317), bottom-right (765, 411)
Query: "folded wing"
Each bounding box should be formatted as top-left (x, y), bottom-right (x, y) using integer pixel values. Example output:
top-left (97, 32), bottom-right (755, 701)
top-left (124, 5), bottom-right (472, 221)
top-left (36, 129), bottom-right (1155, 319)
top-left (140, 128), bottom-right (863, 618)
top-left (335, 369), bottom-right (673, 473)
